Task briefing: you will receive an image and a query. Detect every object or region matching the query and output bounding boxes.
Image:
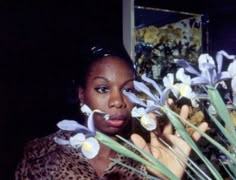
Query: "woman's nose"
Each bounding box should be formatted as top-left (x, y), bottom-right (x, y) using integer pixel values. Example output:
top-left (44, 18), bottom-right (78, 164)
top-left (109, 89), bottom-right (126, 108)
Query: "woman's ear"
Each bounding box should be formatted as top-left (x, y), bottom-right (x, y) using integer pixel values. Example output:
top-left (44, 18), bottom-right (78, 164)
top-left (78, 87), bottom-right (85, 105)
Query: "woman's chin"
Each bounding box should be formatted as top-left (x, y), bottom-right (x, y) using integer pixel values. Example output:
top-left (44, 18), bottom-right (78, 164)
top-left (98, 125), bottom-right (127, 136)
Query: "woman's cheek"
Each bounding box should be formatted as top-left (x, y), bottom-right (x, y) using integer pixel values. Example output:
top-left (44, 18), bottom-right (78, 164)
top-left (125, 98), bottom-right (134, 110)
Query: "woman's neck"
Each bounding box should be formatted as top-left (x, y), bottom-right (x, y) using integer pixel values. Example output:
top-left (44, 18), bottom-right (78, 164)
top-left (88, 142), bottom-right (116, 177)
top-left (98, 141), bottom-right (116, 158)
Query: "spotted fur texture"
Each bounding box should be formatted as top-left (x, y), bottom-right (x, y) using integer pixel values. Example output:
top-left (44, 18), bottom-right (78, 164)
top-left (15, 131), bottom-right (149, 180)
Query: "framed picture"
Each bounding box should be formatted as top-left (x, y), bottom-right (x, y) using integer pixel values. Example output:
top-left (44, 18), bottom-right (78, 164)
top-left (123, 1), bottom-right (209, 81)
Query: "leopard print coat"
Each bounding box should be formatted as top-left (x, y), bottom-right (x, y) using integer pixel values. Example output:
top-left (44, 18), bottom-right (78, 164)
top-left (15, 131), bottom-right (149, 180)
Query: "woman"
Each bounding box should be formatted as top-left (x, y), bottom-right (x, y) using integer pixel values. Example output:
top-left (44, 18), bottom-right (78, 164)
top-left (15, 42), bottom-right (208, 179)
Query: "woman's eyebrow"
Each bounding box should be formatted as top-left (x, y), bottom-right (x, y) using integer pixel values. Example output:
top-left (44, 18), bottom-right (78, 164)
top-left (124, 79), bottom-right (135, 84)
top-left (92, 76), bottom-right (107, 81)
top-left (92, 76), bottom-right (134, 82)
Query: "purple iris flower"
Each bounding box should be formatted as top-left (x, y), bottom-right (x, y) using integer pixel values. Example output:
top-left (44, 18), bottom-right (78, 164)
top-left (175, 51), bottom-right (235, 86)
top-left (54, 105), bottom-right (108, 159)
top-left (123, 74), bottom-right (170, 114)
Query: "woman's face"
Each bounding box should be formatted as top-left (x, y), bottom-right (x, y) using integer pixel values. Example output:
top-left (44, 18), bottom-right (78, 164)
top-left (79, 56), bottom-right (135, 135)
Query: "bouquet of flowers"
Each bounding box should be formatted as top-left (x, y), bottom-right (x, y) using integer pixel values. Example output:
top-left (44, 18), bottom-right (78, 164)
top-left (55, 50), bottom-right (236, 179)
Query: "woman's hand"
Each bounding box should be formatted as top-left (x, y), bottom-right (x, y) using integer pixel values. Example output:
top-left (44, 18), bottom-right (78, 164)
top-left (131, 104), bottom-right (208, 179)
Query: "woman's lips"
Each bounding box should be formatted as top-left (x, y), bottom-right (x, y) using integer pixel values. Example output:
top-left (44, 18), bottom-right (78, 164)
top-left (106, 119), bottom-right (124, 127)
top-left (106, 115), bottom-right (126, 127)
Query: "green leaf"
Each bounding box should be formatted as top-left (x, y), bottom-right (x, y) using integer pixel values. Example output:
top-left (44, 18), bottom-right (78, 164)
top-left (207, 86), bottom-right (236, 140)
top-left (163, 105), bottom-right (223, 180)
top-left (95, 131), bottom-right (178, 179)
top-left (117, 135), bottom-right (178, 179)
top-left (111, 159), bottom-right (160, 180)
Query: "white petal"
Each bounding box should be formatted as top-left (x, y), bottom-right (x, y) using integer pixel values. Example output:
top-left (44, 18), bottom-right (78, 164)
top-left (134, 81), bottom-right (157, 101)
top-left (215, 71), bottom-right (231, 83)
top-left (191, 77), bottom-right (209, 85)
top-left (93, 109), bottom-right (109, 120)
top-left (131, 107), bottom-right (145, 117)
top-left (81, 137), bottom-right (100, 159)
top-left (228, 60), bottom-right (236, 77)
top-left (231, 77), bottom-right (236, 94)
top-left (176, 68), bottom-right (191, 85)
top-left (123, 91), bottom-right (147, 107)
top-left (233, 95), bottom-right (236, 107)
top-left (54, 137), bottom-right (69, 145)
top-left (57, 120), bottom-right (83, 131)
top-left (171, 84), bottom-right (180, 98)
top-left (198, 54), bottom-right (215, 71)
top-left (104, 114), bottom-right (110, 120)
top-left (69, 133), bottom-right (85, 148)
top-left (86, 112), bottom-right (95, 132)
top-left (191, 96), bottom-right (199, 108)
top-left (179, 84), bottom-right (192, 98)
top-left (163, 73), bottom-right (174, 88)
top-left (146, 99), bottom-right (156, 107)
top-left (81, 104), bottom-right (92, 116)
top-left (188, 92), bottom-right (199, 108)
top-left (215, 81), bottom-right (228, 89)
top-left (141, 74), bottom-right (162, 95)
top-left (140, 114), bottom-right (157, 131)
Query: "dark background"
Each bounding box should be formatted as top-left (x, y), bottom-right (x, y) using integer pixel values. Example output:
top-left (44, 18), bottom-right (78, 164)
top-left (2, 0), bottom-right (236, 179)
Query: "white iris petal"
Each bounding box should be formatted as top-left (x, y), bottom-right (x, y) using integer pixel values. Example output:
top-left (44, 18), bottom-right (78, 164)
top-left (228, 60), bottom-right (236, 78)
top-left (176, 68), bottom-right (191, 85)
top-left (231, 77), bottom-right (236, 107)
top-left (93, 109), bottom-right (109, 121)
top-left (81, 104), bottom-right (92, 115)
top-left (163, 73), bottom-right (180, 98)
top-left (179, 84), bottom-right (192, 98)
top-left (140, 114), bottom-right (157, 131)
top-left (198, 54), bottom-right (215, 71)
top-left (163, 73), bottom-right (174, 88)
top-left (131, 107), bottom-right (146, 117)
top-left (69, 133), bottom-right (85, 148)
top-left (57, 120), bottom-right (87, 131)
top-left (54, 137), bottom-right (70, 145)
top-left (81, 137), bottom-right (100, 159)
top-left (55, 104), bottom-right (103, 159)
top-left (131, 107), bottom-right (157, 131)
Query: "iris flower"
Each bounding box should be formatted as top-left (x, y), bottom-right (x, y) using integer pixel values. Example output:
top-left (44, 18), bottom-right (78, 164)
top-left (124, 74), bottom-right (170, 130)
top-left (163, 73), bottom-right (179, 98)
top-left (163, 69), bottom-right (199, 107)
top-left (231, 77), bottom-right (236, 107)
top-left (54, 105), bottom-right (108, 159)
top-left (228, 59), bottom-right (236, 78)
top-left (176, 68), bottom-right (199, 107)
top-left (227, 57), bottom-right (236, 106)
top-left (131, 104), bottom-right (157, 131)
top-left (175, 50), bottom-right (235, 87)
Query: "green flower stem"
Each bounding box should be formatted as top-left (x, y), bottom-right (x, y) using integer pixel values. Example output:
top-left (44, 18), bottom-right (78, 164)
top-left (206, 112), bottom-right (236, 162)
top-left (96, 131), bottom-right (178, 180)
top-left (116, 135), bottom-right (178, 179)
top-left (162, 105), bottom-right (223, 180)
top-left (159, 137), bottom-right (210, 180)
top-left (170, 106), bottom-right (236, 164)
top-left (220, 161), bottom-right (236, 179)
top-left (207, 86), bottom-right (236, 142)
top-left (111, 159), bottom-right (160, 180)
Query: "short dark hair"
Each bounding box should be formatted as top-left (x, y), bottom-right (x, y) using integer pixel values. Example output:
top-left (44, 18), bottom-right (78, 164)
top-left (76, 41), bottom-right (136, 88)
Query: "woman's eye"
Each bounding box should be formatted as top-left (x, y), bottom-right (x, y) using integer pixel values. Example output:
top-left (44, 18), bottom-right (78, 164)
top-left (95, 86), bottom-right (109, 93)
top-left (123, 87), bottom-right (134, 93)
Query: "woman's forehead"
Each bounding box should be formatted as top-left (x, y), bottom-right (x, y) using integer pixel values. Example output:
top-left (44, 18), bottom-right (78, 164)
top-left (87, 56), bottom-right (134, 79)
top-left (90, 56), bottom-right (131, 70)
